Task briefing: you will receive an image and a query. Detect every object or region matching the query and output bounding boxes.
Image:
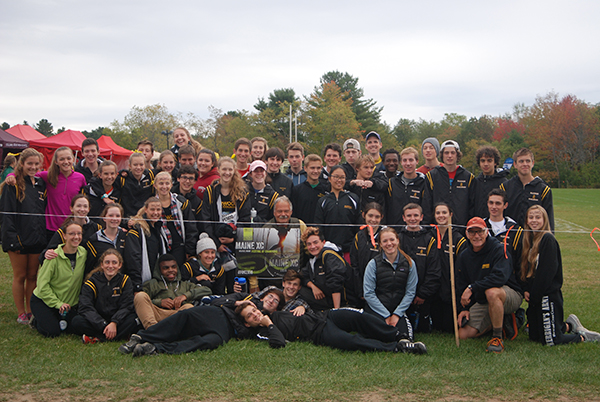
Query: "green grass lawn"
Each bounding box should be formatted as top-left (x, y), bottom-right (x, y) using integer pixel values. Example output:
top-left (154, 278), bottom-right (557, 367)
top-left (1, 189), bottom-right (600, 401)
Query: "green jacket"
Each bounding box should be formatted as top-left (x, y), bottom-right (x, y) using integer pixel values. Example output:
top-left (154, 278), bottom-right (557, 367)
top-left (33, 245), bottom-right (87, 309)
top-left (142, 260), bottom-right (212, 307)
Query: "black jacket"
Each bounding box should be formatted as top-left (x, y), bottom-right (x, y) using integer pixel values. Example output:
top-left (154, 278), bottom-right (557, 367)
top-left (301, 244), bottom-right (347, 298)
top-left (83, 177), bottom-right (122, 224)
top-left (75, 158), bottom-right (104, 184)
top-left (0, 178), bottom-right (47, 252)
top-left (268, 171), bottom-right (293, 199)
top-left (423, 165), bottom-right (476, 228)
top-left (314, 191), bottom-right (360, 252)
top-left (39, 220), bottom-right (103, 266)
top-left (172, 183), bottom-right (203, 234)
top-left (398, 226), bottom-right (441, 300)
top-left (436, 229), bottom-right (468, 304)
top-left (83, 228), bottom-right (127, 275)
top-left (115, 169), bottom-right (155, 218)
top-left (291, 180), bottom-right (329, 225)
top-left (78, 271), bottom-right (134, 331)
top-left (456, 236), bottom-right (522, 310)
top-left (181, 257), bottom-right (226, 295)
top-left (124, 219), bottom-right (167, 292)
top-left (473, 168), bottom-right (509, 218)
top-left (346, 179), bottom-right (386, 215)
top-left (484, 216), bottom-right (523, 279)
top-left (385, 172), bottom-right (426, 226)
top-left (269, 310), bottom-right (327, 345)
top-left (519, 233), bottom-right (562, 304)
top-left (500, 176), bottom-right (554, 231)
top-left (349, 226), bottom-right (382, 303)
top-left (247, 183), bottom-right (278, 222)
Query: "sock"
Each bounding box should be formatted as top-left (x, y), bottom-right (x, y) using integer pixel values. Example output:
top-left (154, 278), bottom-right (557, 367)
top-left (493, 327), bottom-right (502, 338)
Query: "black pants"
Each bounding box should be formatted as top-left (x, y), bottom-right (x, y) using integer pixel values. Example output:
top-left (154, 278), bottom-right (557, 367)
top-left (407, 301), bottom-right (433, 333)
top-left (429, 296), bottom-right (455, 333)
top-left (71, 313), bottom-right (141, 341)
top-left (30, 294), bottom-right (78, 338)
top-left (363, 306), bottom-right (414, 341)
top-left (319, 308), bottom-right (399, 352)
top-left (137, 306), bottom-right (232, 354)
top-left (528, 294), bottom-right (581, 346)
top-left (298, 287), bottom-right (334, 311)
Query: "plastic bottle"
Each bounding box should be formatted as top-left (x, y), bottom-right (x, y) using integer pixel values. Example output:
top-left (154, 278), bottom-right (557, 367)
top-left (250, 208), bottom-right (257, 223)
top-left (59, 310), bottom-right (68, 331)
top-left (235, 277), bottom-right (248, 293)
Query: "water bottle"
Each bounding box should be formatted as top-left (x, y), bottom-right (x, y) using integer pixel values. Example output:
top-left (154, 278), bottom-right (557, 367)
top-left (235, 277), bottom-right (248, 293)
top-left (250, 208), bottom-right (257, 224)
top-left (59, 310), bottom-right (68, 331)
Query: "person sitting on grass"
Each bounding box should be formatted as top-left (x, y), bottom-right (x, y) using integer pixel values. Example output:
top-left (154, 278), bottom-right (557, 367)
top-left (180, 233), bottom-right (226, 295)
top-left (456, 217), bottom-right (523, 354)
top-left (520, 206), bottom-right (600, 345)
top-left (133, 254), bottom-right (212, 329)
top-left (236, 301), bottom-right (427, 354)
top-left (71, 249), bottom-right (139, 344)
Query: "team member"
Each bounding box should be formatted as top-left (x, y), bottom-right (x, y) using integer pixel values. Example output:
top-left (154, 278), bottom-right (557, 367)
top-left (348, 202), bottom-right (384, 307)
top-left (124, 197), bottom-right (167, 293)
top-left (181, 233), bottom-right (226, 294)
top-left (341, 138), bottom-right (361, 184)
top-left (233, 137), bottom-right (252, 176)
top-left (251, 136), bottom-right (268, 161)
top-left (84, 160), bottom-right (121, 224)
top-left (422, 140), bottom-right (475, 229)
top-left (429, 203), bottom-right (468, 333)
top-left (314, 165), bottom-right (360, 256)
top-left (265, 147), bottom-right (293, 199)
top-left (194, 148), bottom-right (219, 199)
top-left (136, 140), bottom-right (155, 170)
top-left (520, 206), bottom-right (599, 345)
top-left (298, 227), bottom-right (347, 310)
top-left (170, 127), bottom-right (203, 161)
top-left (84, 204), bottom-right (127, 275)
top-left (0, 148), bottom-right (47, 325)
top-left (416, 137), bottom-right (441, 174)
top-left (363, 228), bottom-right (418, 342)
top-left (246, 160), bottom-right (278, 222)
top-left (30, 221), bottom-right (87, 337)
top-left (256, 269), bottom-right (312, 316)
top-left (347, 155), bottom-right (386, 215)
top-left (373, 148), bottom-right (400, 180)
top-left (156, 150), bottom-right (177, 177)
top-left (201, 157), bottom-right (251, 293)
top-left (456, 217), bottom-right (523, 353)
top-left (237, 301), bottom-right (427, 354)
top-left (318, 143), bottom-right (342, 184)
top-left (71, 249), bottom-right (139, 343)
top-left (0, 153), bottom-right (16, 183)
top-left (177, 145), bottom-right (196, 168)
top-left (398, 203), bottom-right (441, 333)
top-left (172, 165), bottom-right (202, 234)
top-left (116, 152), bottom-right (155, 220)
top-left (364, 131), bottom-right (384, 171)
top-left (500, 148), bottom-right (554, 231)
top-left (385, 147), bottom-right (426, 227)
top-left (154, 171), bottom-right (199, 267)
top-left (473, 146), bottom-right (508, 218)
top-left (75, 138), bottom-right (104, 183)
top-left (291, 154), bottom-right (329, 225)
top-left (133, 254), bottom-right (212, 329)
top-left (285, 142), bottom-right (307, 185)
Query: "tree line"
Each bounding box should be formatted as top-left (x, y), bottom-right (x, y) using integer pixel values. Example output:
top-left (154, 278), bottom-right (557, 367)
top-left (4, 71), bottom-right (599, 188)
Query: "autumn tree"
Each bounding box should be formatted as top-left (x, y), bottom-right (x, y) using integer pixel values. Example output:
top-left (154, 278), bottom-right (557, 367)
top-left (303, 81), bottom-right (361, 155)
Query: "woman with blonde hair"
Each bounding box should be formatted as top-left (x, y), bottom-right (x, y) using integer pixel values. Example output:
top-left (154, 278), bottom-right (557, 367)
top-left (520, 205), bottom-right (598, 344)
top-left (0, 148), bottom-right (47, 324)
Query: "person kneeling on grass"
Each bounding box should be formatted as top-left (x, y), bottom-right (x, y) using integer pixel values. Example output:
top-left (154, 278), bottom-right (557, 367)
top-left (237, 302), bottom-right (427, 354)
top-left (133, 254), bottom-right (212, 329)
top-left (520, 206), bottom-right (600, 345)
top-left (456, 217), bottom-right (524, 354)
top-left (71, 249), bottom-right (140, 343)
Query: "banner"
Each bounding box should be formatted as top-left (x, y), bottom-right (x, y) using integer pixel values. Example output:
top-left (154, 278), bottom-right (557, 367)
top-left (235, 224), bottom-right (302, 278)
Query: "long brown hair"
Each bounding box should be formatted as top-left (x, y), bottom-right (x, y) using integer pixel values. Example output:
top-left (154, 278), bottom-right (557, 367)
top-left (1, 148), bottom-right (43, 202)
top-left (217, 157), bottom-right (247, 203)
top-left (130, 197), bottom-right (161, 236)
top-left (173, 127), bottom-right (203, 154)
top-left (379, 227), bottom-right (413, 266)
top-left (86, 248), bottom-right (124, 280)
top-left (520, 206), bottom-right (552, 281)
top-left (48, 147), bottom-right (74, 187)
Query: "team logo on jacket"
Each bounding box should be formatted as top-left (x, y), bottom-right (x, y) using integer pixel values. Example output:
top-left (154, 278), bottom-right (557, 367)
top-left (456, 180), bottom-right (467, 189)
top-left (529, 192), bottom-right (539, 201)
top-left (481, 263), bottom-right (490, 270)
top-left (410, 190), bottom-right (421, 200)
top-left (112, 287), bottom-right (122, 297)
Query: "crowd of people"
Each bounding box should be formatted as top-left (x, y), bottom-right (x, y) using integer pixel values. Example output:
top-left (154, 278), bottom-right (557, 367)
top-left (1, 128), bottom-right (598, 357)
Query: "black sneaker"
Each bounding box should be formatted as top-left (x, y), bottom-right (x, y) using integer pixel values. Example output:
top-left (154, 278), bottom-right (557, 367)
top-left (118, 334), bottom-right (142, 354)
top-left (502, 313), bottom-right (518, 340)
top-left (132, 342), bottom-right (157, 357)
top-left (396, 339), bottom-right (427, 355)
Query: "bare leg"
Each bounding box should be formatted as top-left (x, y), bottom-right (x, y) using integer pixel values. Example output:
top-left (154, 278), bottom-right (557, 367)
top-left (8, 251), bottom-right (28, 315)
top-left (25, 254), bottom-right (40, 313)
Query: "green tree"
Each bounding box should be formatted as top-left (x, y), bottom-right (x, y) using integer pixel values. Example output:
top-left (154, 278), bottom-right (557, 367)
top-left (57, 127), bottom-right (66, 134)
top-left (82, 127), bottom-right (106, 140)
top-left (318, 71), bottom-right (384, 135)
top-left (303, 81), bottom-right (361, 155)
top-left (1, 122), bottom-right (9, 130)
top-left (35, 119), bottom-right (53, 136)
top-left (392, 118), bottom-right (417, 147)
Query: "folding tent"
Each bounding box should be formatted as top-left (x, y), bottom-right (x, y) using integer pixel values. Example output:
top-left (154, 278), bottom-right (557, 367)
top-left (96, 135), bottom-right (133, 170)
top-left (6, 124), bottom-right (46, 141)
top-left (29, 129), bottom-right (110, 169)
top-left (0, 129), bottom-right (29, 164)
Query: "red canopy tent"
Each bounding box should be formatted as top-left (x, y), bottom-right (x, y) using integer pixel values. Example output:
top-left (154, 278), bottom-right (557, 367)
top-left (6, 124), bottom-right (46, 141)
top-left (97, 135), bottom-right (133, 170)
top-left (29, 129), bottom-right (110, 169)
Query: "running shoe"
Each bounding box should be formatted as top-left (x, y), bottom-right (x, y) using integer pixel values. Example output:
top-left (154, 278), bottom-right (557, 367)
top-left (396, 339), bottom-right (427, 355)
top-left (132, 343), bottom-right (157, 357)
top-left (17, 313), bottom-right (30, 325)
top-left (119, 334), bottom-right (142, 354)
top-left (82, 335), bottom-right (100, 344)
top-left (486, 337), bottom-right (504, 353)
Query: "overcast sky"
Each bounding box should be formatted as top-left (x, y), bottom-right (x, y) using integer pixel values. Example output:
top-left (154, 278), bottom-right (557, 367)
top-left (1, 1), bottom-right (599, 132)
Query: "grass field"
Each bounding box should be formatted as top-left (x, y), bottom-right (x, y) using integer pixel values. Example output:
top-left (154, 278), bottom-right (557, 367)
top-left (1, 189), bottom-right (600, 402)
